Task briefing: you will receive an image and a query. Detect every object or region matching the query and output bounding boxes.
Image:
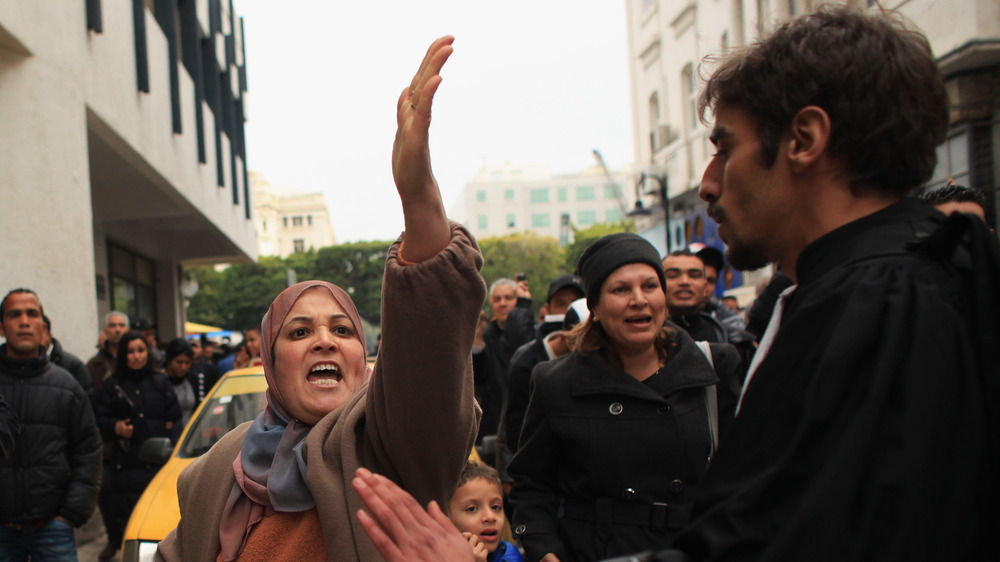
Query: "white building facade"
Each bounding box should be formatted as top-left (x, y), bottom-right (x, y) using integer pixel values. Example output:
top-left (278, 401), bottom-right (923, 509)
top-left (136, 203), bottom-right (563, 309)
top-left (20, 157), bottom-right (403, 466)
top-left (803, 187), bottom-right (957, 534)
top-left (251, 172), bottom-right (337, 257)
top-left (625, 0), bottom-right (999, 299)
top-left (0, 0), bottom-right (255, 355)
top-left (455, 163), bottom-right (634, 244)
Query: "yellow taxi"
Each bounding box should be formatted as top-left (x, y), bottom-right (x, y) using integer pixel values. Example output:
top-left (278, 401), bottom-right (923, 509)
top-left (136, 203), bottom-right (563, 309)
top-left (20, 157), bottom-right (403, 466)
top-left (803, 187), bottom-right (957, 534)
top-left (121, 366), bottom-right (268, 562)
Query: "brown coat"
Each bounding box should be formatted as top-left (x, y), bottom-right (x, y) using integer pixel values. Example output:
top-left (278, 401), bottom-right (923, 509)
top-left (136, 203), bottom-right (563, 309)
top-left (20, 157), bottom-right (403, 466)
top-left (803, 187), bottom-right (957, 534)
top-left (157, 223), bottom-right (486, 561)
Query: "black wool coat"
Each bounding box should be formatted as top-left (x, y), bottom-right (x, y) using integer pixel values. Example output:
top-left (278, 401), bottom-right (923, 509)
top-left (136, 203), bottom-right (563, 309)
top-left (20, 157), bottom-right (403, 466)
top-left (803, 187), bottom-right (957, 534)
top-left (508, 326), bottom-right (741, 562)
top-left (94, 367), bottom-right (181, 495)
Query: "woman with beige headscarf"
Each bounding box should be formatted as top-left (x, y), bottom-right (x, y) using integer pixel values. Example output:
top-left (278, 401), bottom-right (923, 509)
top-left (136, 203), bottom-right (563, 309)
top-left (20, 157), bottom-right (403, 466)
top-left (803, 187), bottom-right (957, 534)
top-left (156, 35), bottom-right (486, 561)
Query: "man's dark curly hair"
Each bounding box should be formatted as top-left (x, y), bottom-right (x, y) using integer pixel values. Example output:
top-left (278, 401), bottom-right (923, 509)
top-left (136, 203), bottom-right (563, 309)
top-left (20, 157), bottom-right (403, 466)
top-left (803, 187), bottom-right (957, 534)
top-left (919, 184), bottom-right (987, 207)
top-left (698, 4), bottom-right (948, 195)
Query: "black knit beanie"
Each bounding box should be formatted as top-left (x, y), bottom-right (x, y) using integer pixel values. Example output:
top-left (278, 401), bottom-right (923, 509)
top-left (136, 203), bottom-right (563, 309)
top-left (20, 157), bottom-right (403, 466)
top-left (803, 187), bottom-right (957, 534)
top-left (575, 233), bottom-right (666, 309)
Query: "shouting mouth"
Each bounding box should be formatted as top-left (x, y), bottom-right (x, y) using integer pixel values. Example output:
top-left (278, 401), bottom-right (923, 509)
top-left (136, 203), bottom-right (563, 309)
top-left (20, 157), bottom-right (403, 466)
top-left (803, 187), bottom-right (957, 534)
top-left (308, 363), bottom-right (343, 386)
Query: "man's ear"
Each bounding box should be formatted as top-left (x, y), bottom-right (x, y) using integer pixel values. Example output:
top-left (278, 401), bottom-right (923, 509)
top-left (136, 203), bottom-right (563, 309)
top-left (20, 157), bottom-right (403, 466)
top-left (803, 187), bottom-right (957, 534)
top-left (786, 105), bottom-right (831, 173)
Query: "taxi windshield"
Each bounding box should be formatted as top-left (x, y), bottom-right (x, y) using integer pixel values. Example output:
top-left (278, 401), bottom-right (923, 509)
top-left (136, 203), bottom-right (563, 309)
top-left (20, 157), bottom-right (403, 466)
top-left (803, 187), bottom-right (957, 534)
top-left (178, 389), bottom-right (266, 458)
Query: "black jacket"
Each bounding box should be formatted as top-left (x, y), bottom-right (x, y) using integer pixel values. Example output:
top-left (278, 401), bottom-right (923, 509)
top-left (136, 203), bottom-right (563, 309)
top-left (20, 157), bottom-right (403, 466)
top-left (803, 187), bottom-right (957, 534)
top-left (508, 328), bottom-right (741, 562)
top-left (94, 367), bottom-right (182, 472)
top-left (0, 393), bottom-right (18, 463)
top-left (49, 338), bottom-right (92, 392)
top-left (0, 346), bottom-right (102, 526)
top-left (672, 312), bottom-right (755, 383)
top-left (472, 297), bottom-right (535, 442)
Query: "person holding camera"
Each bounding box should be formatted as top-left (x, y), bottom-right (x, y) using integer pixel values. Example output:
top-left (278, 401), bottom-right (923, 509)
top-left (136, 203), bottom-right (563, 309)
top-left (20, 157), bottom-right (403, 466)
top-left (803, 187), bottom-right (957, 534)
top-left (472, 274), bottom-right (534, 452)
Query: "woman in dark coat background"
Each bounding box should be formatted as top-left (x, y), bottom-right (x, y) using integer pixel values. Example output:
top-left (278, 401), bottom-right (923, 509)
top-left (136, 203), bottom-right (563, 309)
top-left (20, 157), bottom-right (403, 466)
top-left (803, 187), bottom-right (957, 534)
top-left (508, 233), bottom-right (741, 562)
top-left (94, 330), bottom-right (181, 559)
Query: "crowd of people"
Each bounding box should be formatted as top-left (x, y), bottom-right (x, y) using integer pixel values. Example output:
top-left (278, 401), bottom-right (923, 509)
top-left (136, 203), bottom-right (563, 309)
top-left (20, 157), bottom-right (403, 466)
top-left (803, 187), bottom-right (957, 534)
top-left (0, 5), bottom-right (998, 562)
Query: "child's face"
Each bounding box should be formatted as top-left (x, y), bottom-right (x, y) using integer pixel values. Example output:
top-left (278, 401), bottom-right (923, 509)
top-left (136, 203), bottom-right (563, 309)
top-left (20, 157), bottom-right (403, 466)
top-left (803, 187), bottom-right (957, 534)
top-left (448, 477), bottom-right (505, 553)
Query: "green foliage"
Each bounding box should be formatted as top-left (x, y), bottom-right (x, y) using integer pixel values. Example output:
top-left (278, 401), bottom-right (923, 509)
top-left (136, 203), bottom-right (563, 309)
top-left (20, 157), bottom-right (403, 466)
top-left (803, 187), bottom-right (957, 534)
top-left (311, 241), bottom-right (392, 325)
top-left (477, 232), bottom-right (564, 317)
top-left (186, 257), bottom-right (291, 332)
top-left (185, 241), bottom-right (393, 332)
top-left (561, 221), bottom-right (633, 272)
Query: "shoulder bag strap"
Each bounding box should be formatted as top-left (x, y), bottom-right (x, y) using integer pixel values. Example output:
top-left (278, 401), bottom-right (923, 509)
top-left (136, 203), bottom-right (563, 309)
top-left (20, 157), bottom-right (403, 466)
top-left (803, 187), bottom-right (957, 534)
top-left (694, 341), bottom-right (719, 461)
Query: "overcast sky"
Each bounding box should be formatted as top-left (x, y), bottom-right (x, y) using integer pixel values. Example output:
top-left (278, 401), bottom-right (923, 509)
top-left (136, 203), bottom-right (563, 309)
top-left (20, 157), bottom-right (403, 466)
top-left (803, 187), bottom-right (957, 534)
top-left (234, 1), bottom-right (636, 243)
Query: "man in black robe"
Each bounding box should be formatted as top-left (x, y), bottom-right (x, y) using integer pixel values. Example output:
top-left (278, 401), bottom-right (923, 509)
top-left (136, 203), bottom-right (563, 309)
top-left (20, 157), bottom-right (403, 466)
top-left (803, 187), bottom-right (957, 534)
top-left (657, 5), bottom-right (1000, 561)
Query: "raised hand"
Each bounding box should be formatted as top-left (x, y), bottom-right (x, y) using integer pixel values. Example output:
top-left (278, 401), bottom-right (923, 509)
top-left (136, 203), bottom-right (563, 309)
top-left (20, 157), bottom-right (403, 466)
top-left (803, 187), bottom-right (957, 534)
top-left (392, 36), bottom-right (455, 263)
top-left (353, 467), bottom-right (473, 562)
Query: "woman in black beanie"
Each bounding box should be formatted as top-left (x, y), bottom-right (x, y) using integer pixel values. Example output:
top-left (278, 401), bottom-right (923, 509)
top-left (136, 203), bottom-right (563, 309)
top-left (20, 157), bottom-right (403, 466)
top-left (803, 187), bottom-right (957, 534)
top-left (508, 233), bottom-right (742, 562)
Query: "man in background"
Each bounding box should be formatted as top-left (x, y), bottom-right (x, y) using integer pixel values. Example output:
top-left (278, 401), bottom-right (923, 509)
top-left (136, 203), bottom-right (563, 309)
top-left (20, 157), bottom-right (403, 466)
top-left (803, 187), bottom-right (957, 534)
top-left (42, 315), bottom-right (92, 393)
top-left (86, 311), bottom-right (129, 391)
top-left (920, 182), bottom-right (989, 223)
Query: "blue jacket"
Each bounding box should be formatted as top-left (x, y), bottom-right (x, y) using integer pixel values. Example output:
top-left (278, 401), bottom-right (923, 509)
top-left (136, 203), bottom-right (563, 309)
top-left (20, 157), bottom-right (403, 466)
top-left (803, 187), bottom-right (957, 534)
top-left (490, 540), bottom-right (525, 562)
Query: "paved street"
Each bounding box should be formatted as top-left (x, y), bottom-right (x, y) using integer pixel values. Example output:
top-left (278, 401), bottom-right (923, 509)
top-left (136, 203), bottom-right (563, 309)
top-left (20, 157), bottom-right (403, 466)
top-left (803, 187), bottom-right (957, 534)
top-left (75, 510), bottom-right (110, 562)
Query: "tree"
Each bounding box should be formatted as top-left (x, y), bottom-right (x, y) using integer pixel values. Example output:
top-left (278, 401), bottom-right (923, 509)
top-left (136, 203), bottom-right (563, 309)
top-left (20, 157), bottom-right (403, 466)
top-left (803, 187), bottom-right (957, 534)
top-left (311, 240), bottom-right (392, 325)
top-left (560, 221), bottom-right (633, 273)
top-left (477, 232), bottom-right (563, 317)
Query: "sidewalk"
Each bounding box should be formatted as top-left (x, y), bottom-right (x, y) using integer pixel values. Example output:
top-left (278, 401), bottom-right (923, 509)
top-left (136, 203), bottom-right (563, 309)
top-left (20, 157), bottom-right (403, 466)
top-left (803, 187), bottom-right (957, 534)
top-left (75, 509), bottom-right (111, 562)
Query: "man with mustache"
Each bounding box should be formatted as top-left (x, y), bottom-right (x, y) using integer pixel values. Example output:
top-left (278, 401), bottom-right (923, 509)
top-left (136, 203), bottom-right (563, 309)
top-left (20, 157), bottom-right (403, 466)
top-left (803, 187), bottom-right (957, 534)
top-left (665, 5), bottom-right (1000, 561)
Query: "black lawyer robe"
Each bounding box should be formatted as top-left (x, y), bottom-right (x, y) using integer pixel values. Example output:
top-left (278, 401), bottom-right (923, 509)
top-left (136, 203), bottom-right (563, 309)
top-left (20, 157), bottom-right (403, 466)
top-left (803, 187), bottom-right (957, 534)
top-left (667, 198), bottom-right (1000, 561)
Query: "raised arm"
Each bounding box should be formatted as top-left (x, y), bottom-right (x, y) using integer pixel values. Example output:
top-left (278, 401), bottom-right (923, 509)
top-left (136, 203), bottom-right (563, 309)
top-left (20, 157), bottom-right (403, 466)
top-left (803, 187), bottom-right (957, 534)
top-left (392, 35), bottom-right (454, 263)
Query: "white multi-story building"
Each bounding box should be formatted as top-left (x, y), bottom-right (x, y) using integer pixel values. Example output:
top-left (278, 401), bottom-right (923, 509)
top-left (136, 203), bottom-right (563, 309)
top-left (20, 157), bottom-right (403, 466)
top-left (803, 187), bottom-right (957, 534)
top-left (0, 0), bottom-right (255, 353)
top-left (454, 163), bottom-right (634, 244)
top-left (251, 172), bottom-right (337, 257)
top-left (625, 0), bottom-right (999, 298)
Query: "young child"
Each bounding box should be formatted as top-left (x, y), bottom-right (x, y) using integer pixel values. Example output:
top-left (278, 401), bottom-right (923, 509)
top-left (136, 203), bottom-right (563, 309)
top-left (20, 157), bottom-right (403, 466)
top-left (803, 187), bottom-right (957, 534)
top-left (449, 462), bottom-right (525, 562)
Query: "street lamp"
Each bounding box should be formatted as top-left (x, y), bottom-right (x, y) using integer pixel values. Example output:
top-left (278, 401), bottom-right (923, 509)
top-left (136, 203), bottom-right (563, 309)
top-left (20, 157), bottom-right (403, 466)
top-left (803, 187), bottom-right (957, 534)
top-left (628, 172), bottom-right (670, 253)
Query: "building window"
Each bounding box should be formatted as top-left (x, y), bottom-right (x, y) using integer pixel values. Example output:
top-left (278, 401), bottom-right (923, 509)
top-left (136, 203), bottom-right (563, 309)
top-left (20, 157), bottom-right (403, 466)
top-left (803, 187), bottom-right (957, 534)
top-left (293, 239), bottom-right (305, 253)
top-left (576, 186), bottom-right (595, 201)
top-left (604, 185), bottom-right (620, 200)
top-left (307, 215), bottom-right (313, 226)
top-left (109, 244), bottom-right (157, 325)
top-left (648, 91), bottom-right (661, 152)
top-left (478, 215), bottom-right (489, 230)
top-left (505, 189), bottom-right (515, 201)
top-left (530, 188), bottom-right (549, 203)
top-left (578, 210), bottom-right (597, 226)
top-left (283, 217), bottom-right (288, 227)
top-left (477, 190), bottom-right (487, 202)
top-left (682, 64), bottom-right (697, 130)
top-left (531, 214), bottom-right (551, 227)
top-left (929, 128), bottom-right (971, 188)
top-left (292, 216), bottom-right (303, 227)
top-left (262, 220), bottom-right (267, 232)
top-left (557, 187), bottom-right (568, 202)
top-left (507, 214), bottom-right (516, 228)
top-left (606, 209), bottom-right (623, 222)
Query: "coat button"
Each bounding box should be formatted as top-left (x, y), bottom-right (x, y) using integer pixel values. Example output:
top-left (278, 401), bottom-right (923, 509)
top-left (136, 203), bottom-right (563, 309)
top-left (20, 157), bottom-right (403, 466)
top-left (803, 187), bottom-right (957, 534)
top-left (622, 488), bottom-right (637, 500)
top-left (514, 525), bottom-right (526, 535)
top-left (670, 479), bottom-right (685, 493)
top-left (609, 402), bottom-right (623, 415)
top-left (657, 405), bottom-right (671, 415)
